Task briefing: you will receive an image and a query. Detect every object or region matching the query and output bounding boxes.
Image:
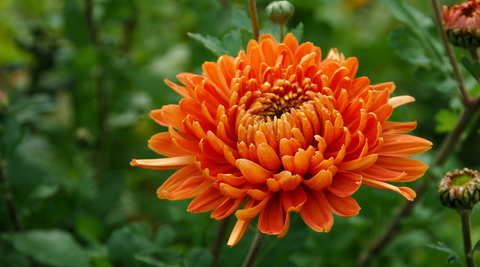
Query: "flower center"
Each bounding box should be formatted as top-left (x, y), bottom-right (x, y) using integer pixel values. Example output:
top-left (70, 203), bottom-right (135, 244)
top-left (249, 78), bottom-right (311, 119)
top-left (450, 174), bottom-right (474, 187)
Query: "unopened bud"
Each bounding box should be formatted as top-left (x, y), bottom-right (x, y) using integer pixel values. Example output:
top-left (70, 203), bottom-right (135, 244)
top-left (443, 1), bottom-right (480, 49)
top-left (266, 1), bottom-right (294, 26)
top-left (439, 168), bottom-right (480, 212)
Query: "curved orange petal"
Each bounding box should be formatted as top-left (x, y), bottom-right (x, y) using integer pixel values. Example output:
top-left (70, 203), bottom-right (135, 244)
top-left (131, 156), bottom-right (195, 170)
top-left (337, 154), bottom-right (378, 172)
top-left (388, 95), bottom-right (415, 109)
top-left (236, 159), bottom-right (274, 184)
top-left (187, 186), bottom-right (228, 213)
top-left (258, 192), bottom-right (285, 235)
top-left (148, 132), bottom-right (190, 157)
top-left (322, 190), bottom-right (360, 217)
top-left (362, 178), bottom-right (416, 201)
top-left (302, 169), bottom-right (333, 191)
top-left (379, 134), bottom-right (432, 157)
top-left (211, 197), bottom-right (246, 220)
top-left (300, 189), bottom-right (333, 233)
top-left (327, 171), bottom-right (362, 197)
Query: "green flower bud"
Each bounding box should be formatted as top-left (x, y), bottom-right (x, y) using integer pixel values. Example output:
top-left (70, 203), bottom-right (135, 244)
top-left (266, 1), bottom-right (294, 26)
top-left (439, 168), bottom-right (480, 212)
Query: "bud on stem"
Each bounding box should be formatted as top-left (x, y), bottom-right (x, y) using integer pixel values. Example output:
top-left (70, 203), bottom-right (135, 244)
top-left (439, 168), bottom-right (480, 212)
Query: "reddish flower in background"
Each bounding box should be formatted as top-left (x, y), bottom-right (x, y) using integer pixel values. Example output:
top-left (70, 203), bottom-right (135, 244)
top-left (443, 0), bottom-right (480, 48)
top-left (131, 33), bottom-right (431, 246)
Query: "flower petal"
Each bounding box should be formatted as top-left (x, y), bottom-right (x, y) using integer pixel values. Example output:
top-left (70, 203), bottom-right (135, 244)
top-left (236, 159), bottom-right (274, 184)
top-left (300, 189), bottom-right (333, 233)
top-left (131, 156), bottom-right (195, 170)
top-left (322, 190), bottom-right (360, 217)
top-left (362, 177), bottom-right (416, 201)
top-left (327, 171), bottom-right (362, 197)
top-left (258, 192), bottom-right (285, 235)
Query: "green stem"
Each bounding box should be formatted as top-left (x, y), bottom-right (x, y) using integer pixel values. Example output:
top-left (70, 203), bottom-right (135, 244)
top-left (241, 229), bottom-right (267, 267)
top-left (0, 159), bottom-right (22, 232)
top-left (84, 0), bottom-right (109, 175)
top-left (431, 0), bottom-right (472, 106)
top-left (279, 24), bottom-right (285, 41)
top-left (211, 216), bottom-right (232, 267)
top-left (248, 0), bottom-right (260, 41)
top-left (460, 210), bottom-right (476, 267)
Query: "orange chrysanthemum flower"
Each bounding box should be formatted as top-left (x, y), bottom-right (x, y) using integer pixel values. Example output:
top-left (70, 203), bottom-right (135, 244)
top-left (132, 33), bottom-right (432, 246)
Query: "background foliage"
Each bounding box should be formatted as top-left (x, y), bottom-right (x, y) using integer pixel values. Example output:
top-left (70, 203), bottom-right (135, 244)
top-left (0, 0), bottom-right (479, 266)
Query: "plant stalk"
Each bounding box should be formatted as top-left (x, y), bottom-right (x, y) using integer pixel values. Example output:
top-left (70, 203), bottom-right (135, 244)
top-left (0, 157), bottom-right (22, 232)
top-left (248, 0), bottom-right (260, 41)
top-left (211, 216), bottom-right (232, 267)
top-left (470, 49), bottom-right (480, 63)
top-left (279, 25), bottom-right (285, 41)
top-left (460, 210), bottom-right (476, 267)
top-left (241, 229), bottom-right (267, 267)
top-left (431, 0), bottom-right (472, 106)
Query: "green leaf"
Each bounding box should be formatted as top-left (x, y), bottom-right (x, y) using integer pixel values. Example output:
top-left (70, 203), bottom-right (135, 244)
top-left (183, 248), bottom-right (212, 267)
top-left (133, 249), bottom-right (181, 267)
top-left (414, 66), bottom-right (458, 93)
top-left (291, 22), bottom-right (304, 42)
top-left (153, 225), bottom-right (176, 248)
top-left (435, 109), bottom-right (458, 133)
top-left (187, 33), bottom-right (229, 58)
top-left (3, 230), bottom-right (90, 267)
top-left (389, 28), bottom-right (430, 65)
top-left (461, 56), bottom-right (480, 83)
top-left (231, 9), bottom-right (252, 30)
top-left (223, 29), bottom-right (243, 56)
top-left (107, 223), bottom-right (153, 267)
top-left (468, 239), bottom-right (480, 257)
top-left (428, 241), bottom-right (464, 266)
top-left (240, 27), bottom-right (254, 50)
top-left (382, 0), bottom-right (434, 29)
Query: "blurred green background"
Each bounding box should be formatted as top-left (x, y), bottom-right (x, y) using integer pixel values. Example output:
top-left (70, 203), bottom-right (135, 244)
top-left (1, 0), bottom-right (480, 266)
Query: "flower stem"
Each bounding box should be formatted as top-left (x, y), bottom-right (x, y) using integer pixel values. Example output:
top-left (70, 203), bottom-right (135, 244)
top-left (211, 216), bottom-right (232, 267)
top-left (460, 210), bottom-right (476, 267)
top-left (279, 25), bottom-right (285, 41)
top-left (0, 156), bottom-right (22, 232)
top-left (431, 0), bottom-right (472, 106)
top-left (241, 229), bottom-right (267, 267)
top-left (248, 0), bottom-right (260, 41)
top-left (357, 176), bottom-right (431, 267)
top-left (85, 0), bottom-right (109, 175)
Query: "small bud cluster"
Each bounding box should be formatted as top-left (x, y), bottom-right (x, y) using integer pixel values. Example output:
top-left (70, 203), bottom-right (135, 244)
top-left (439, 168), bottom-right (480, 211)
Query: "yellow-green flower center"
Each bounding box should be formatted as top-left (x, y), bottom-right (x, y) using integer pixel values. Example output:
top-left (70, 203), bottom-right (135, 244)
top-left (450, 174), bottom-right (473, 187)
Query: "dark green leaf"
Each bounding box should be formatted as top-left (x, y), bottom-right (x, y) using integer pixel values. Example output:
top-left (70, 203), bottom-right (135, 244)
top-left (231, 9), bottom-right (252, 30)
top-left (468, 239), bottom-right (480, 257)
top-left (223, 29), bottom-right (243, 56)
top-left (187, 33), bottom-right (229, 58)
top-left (154, 225), bottom-right (176, 248)
top-left (133, 250), bottom-right (182, 267)
top-left (107, 223), bottom-right (153, 267)
top-left (428, 242), bottom-right (464, 266)
top-left (461, 56), bottom-right (480, 83)
top-left (414, 66), bottom-right (458, 93)
top-left (240, 27), bottom-right (254, 50)
top-left (291, 22), bottom-right (304, 42)
top-left (3, 230), bottom-right (90, 267)
top-left (183, 248), bottom-right (212, 267)
top-left (390, 29), bottom-right (430, 65)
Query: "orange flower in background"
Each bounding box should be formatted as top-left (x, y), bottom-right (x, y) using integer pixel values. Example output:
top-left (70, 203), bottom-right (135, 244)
top-left (131, 33), bottom-right (432, 246)
top-left (443, 0), bottom-right (480, 48)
